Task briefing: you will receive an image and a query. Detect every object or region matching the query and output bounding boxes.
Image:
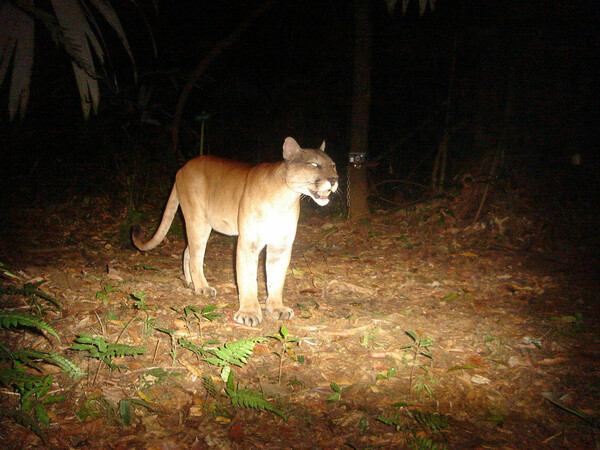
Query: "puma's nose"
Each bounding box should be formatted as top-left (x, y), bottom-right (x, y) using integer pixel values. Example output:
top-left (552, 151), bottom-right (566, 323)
top-left (328, 176), bottom-right (338, 185)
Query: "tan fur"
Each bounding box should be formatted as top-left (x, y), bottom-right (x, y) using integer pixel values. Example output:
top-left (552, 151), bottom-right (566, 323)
top-left (132, 137), bottom-right (338, 326)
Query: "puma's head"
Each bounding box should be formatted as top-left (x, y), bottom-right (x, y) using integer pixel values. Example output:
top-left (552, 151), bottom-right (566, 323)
top-left (283, 137), bottom-right (339, 206)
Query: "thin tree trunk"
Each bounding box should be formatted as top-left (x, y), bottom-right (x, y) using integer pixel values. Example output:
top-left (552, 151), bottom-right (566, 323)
top-left (348, 0), bottom-right (372, 219)
top-left (170, 0), bottom-right (277, 162)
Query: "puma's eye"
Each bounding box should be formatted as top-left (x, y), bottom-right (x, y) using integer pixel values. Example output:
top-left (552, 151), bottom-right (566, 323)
top-left (309, 162), bottom-right (320, 168)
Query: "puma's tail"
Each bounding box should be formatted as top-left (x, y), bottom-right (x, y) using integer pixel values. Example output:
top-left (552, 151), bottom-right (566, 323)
top-left (132, 185), bottom-right (180, 251)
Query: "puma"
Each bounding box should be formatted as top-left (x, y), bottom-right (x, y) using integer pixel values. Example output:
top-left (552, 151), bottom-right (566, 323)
top-left (132, 137), bottom-right (338, 326)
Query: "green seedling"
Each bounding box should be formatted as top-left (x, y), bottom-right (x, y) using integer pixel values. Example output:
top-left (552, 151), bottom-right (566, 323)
top-left (133, 263), bottom-right (159, 271)
top-left (413, 370), bottom-right (436, 400)
top-left (268, 324), bottom-right (302, 384)
top-left (402, 331), bottom-right (435, 400)
top-left (173, 304), bottom-right (220, 339)
top-left (326, 382), bottom-right (352, 403)
top-left (287, 377), bottom-right (303, 388)
top-left (360, 327), bottom-right (382, 348)
top-left (377, 366), bottom-right (397, 381)
top-left (155, 327), bottom-right (178, 365)
top-left (183, 304), bottom-right (220, 322)
top-left (296, 303), bottom-right (312, 319)
top-left (440, 293), bottom-right (457, 302)
top-left (77, 391), bottom-right (154, 427)
top-left (132, 291), bottom-right (151, 310)
top-left (95, 284), bottom-right (118, 305)
top-left (117, 398), bottom-right (156, 427)
top-left (131, 292), bottom-right (156, 337)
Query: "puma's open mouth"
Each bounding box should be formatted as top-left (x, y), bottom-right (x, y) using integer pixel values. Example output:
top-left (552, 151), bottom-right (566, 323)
top-left (309, 189), bottom-right (331, 206)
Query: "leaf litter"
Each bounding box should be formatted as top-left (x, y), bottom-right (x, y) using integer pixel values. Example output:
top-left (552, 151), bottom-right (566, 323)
top-left (0, 197), bottom-right (599, 448)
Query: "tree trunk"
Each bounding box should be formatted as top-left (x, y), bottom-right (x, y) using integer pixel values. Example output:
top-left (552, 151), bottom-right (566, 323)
top-left (348, 0), bottom-right (372, 219)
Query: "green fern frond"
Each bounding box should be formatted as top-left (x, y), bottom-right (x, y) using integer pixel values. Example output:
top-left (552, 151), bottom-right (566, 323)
top-left (410, 411), bottom-right (448, 431)
top-left (0, 282), bottom-right (61, 309)
top-left (178, 338), bottom-right (206, 356)
top-left (105, 343), bottom-right (147, 358)
top-left (226, 387), bottom-right (284, 419)
top-left (0, 366), bottom-right (46, 392)
top-left (71, 335), bottom-right (146, 366)
top-left (202, 375), bottom-right (219, 398)
top-left (9, 350), bottom-right (85, 379)
top-left (0, 312), bottom-right (60, 343)
top-left (411, 436), bottom-right (447, 450)
top-left (376, 413), bottom-right (406, 431)
top-left (0, 406), bottom-right (47, 443)
top-left (205, 338), bottom-right (266, 368)
top-left (22, 281), bottom-right (61, 309)
top-left (71, 334), bottom-right (108, 352)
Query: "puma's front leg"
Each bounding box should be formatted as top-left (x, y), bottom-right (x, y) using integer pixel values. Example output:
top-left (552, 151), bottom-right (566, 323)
top-left (234, 237), bottom-right (263, 326)
top-left (265, 243), bottom-right (294, 321)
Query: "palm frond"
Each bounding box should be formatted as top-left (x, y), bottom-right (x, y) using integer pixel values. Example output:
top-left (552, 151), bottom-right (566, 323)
top-left (0, 1), bottom-right (34, 120)
top-left (88, 0), bottom-right (136, 69)
top-left (0, 0), bottom-right (137, 119)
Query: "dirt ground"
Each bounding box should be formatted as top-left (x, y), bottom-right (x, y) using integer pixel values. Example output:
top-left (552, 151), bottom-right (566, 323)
top-left (1, 194), bottom-right (599, 449)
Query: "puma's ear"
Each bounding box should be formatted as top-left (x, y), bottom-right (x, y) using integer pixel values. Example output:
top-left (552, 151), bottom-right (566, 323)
top-left (319, 140), bottom-right (326, 152)
top-left (283, 137), bottom-right (301, 160)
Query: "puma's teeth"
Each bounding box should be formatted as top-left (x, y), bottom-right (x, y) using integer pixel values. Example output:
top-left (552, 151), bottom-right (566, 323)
top-left (309, 189), bottom-right (331, 206)
top-left (310, 189), bottom-right (330, 199)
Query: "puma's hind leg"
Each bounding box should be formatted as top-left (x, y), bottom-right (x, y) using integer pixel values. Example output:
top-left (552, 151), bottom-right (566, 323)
top-left (183, 223), bottom-right (216, 297)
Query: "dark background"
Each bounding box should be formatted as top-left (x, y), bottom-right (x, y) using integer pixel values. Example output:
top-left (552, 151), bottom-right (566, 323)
top-left (1, 0), bottom-right (598, 210)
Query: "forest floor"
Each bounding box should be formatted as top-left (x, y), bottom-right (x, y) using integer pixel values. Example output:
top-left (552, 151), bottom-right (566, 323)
top-left (1, 193), bottom-right (599, 449)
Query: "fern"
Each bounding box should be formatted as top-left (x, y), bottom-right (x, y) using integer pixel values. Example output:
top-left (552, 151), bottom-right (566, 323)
top-left (0, 281), bottom-right (60, 310)
top-left (227, 386), bottom-right (284, 418)
top-left (378, 409), bottom-right (449, 438)
top-left (71, 335), bottom-right (146, 371)
top-left (178, 337), bottom-right (219, 357)
top-left (224, 371), bottom-right (284, 419)
top-left (411, 437), bottom-right (447, 450)
top-left (376, 412), bottom-right (407, 432)
top-left (409, 410), bottom-right (448, 432)
top-left (0, 406), bottom-right (47, 444)
top-left (0, 366), bottom-right (50, 393)
top-left (203, 337), bottom-right (266, 382)
top-left (5, 349), bottom-right (85, 379)
top-left (204, 337), bottom-right (266, 368)
top-left (202, 375), bottom-right (220, 398)
top-left (0, 312), bottom-right (60, 343)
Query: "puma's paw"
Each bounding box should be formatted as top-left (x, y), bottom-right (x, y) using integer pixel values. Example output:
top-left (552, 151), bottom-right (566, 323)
top-left (198, 286), bottom-right (217, 297)
top-left (190, 284), bottom-right (217, 297)
top-left (188, 282), bottom-right (217, 297)
top-left (233, 308), bottom-right (263, 327)
top-left (266, 306), bottom-right (295, 321)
